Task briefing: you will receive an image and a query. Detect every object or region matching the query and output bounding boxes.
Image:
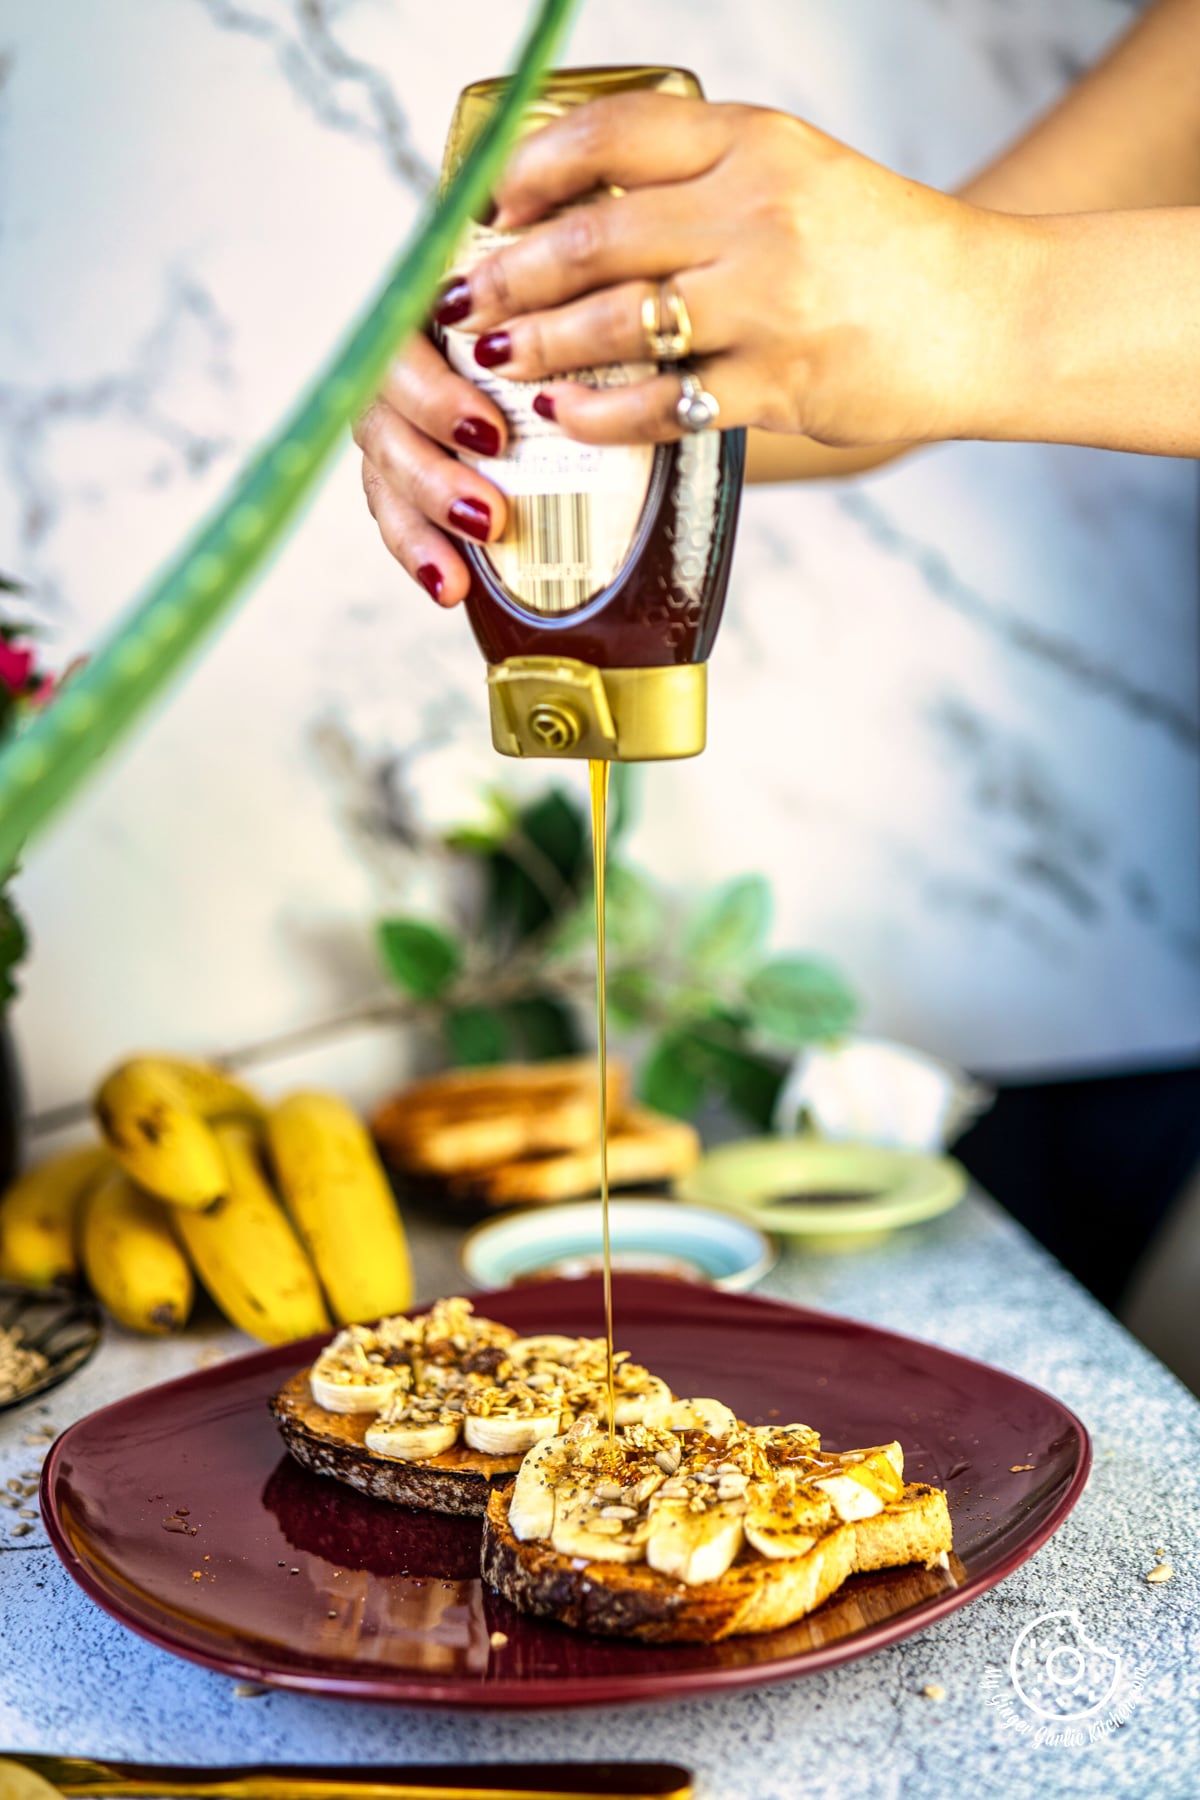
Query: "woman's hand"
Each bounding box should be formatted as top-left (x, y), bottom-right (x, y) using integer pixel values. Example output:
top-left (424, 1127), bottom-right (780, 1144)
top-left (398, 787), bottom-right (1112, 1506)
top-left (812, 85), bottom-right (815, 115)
top-left (353, 332), bottom-right (509, 606)
top-left (434, 93), bottom-right (1037, 452)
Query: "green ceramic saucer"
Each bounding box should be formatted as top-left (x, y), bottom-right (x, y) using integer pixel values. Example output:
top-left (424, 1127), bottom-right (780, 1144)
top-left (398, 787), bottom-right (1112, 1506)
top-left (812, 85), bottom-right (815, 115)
top-left (675, 1137), bottom-right (968, 1251)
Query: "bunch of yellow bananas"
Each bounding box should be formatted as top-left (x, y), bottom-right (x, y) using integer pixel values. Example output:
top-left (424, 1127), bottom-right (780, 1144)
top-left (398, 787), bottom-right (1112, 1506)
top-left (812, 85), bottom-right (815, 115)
top-left (0, 1055), bottom-right (412, 1341)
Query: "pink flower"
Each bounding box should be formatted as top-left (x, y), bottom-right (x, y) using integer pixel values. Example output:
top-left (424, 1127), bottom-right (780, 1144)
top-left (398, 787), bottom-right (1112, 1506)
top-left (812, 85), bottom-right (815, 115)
top-left (0, 641), bottom-right (35, 695)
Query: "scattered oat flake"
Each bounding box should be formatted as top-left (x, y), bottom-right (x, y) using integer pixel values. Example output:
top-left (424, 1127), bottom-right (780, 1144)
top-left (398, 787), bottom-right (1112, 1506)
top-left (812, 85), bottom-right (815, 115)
top-left (234, 1682), bottom-right (267, 1698)
top-left (921, 1683), bottom-right (946, 1701)
top-left (490, 1631), bottom-right (509, 1649)
top-left (11, 1522), bottom-right (32, 1537)
top-left (1010, 1464), bottom-right (1034, 1472)
top-left (1146, 1563), bottom-right (1174, 1584)
top-left (18, 1509), bottom-right (37, 1520)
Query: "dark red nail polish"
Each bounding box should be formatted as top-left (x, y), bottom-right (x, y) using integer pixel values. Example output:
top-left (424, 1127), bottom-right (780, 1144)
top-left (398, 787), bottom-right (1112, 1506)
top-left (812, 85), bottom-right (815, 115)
top-left (453, 416), bottom-right (501, 457)
top-left (417, 563), bottom-right (444, 601)
top-left (448, 498), bottom-right (492, 542)
top-left (532, 392), bottom-right (557, 422)
top-left (474, 331), bottom-right (512, 370)
top-left (433, 279), bottom-right (471, 327)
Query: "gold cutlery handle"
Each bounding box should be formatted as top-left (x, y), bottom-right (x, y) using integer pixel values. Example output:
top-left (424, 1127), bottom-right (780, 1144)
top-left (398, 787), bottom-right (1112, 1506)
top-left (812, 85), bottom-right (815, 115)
top-left (2, 1758), bottom-right (693, 1800)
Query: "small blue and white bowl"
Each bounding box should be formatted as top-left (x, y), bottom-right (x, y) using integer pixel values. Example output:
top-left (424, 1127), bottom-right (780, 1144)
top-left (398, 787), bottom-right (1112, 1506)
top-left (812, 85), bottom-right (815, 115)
top-left (459, 1197), bottom-right (776, 1292)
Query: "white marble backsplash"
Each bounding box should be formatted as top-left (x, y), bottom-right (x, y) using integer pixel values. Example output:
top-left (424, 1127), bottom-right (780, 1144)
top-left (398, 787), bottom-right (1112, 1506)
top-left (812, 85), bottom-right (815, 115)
top-left (0, 0), bottom-right (1195, 1119)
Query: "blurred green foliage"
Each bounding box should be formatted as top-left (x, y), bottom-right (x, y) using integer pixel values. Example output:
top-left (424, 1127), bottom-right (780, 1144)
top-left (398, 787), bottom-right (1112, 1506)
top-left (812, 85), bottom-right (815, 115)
top-left (376, 768), bottom-right (857, 1130)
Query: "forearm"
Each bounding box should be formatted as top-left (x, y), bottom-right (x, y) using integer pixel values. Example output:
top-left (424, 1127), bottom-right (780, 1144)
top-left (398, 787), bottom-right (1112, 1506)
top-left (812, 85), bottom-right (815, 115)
top-left (747, 0), bottom-right (1200, 484)
top-left (964, 0), bottom-right (1200, 215)
top-left (991, 207), bottom-right (1200, 457)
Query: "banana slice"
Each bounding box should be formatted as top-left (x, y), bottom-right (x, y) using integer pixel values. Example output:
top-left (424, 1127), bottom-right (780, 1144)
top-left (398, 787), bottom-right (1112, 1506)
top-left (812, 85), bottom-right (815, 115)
top-left (463, 1377), bottom-right (564, 1455)
top-left (510, 1434), bottom-right (571, 1541)
top-left (613, 1373), bottom-right (673, 1425)
top-left (550, 1489), bottom-right (648, 1566)
top-left (464, 1410), bottom-right (562, 1456)
top-left (646, 1494), bottom-right (745, 1586)
top-left (365, 1417), bottom-right (461, 1460)
top-left (751, 1422), bottom-right (822, 1463)
top-left (509, 1334), bottom-right (584, 1363)
top-left (646, 1396), bottom-right (738, 1442)
top-left (813, 1444), bottom-right (905, 1520)
top-left (744, 1476), bottom-right (834, 1559)
top-left (310, 1331), bottom-right (405, 1415)
top-left (364, 1394), bottom-right (464, 1460)
top-left (311, 1368), bottom-right (401, 1414)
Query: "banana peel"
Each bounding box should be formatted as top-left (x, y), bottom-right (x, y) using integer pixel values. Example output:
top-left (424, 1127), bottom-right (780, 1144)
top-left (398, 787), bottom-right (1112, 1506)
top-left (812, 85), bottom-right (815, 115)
top-left (94, 1055), bottom-right (261, 1210)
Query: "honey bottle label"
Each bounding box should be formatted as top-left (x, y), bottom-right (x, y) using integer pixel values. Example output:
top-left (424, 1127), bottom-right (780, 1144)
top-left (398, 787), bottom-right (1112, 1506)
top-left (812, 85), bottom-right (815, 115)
top-left (443, 221), bottom-right (656, 616)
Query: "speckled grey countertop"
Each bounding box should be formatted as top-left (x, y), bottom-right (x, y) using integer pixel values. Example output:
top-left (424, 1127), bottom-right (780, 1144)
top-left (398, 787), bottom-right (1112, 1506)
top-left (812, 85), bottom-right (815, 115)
top-left (2, 1189), bottom-right (1197, 1800)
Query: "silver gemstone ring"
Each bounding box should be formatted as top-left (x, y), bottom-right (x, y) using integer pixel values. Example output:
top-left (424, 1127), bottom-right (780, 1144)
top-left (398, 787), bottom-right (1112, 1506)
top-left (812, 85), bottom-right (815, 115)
top-left (675, 371), bottom-right (720, 434)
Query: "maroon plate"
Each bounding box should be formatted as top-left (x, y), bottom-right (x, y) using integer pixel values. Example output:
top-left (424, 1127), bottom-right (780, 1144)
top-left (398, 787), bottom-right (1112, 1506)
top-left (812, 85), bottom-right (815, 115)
top-left (42, 1278), bottom-right (1090, 1708)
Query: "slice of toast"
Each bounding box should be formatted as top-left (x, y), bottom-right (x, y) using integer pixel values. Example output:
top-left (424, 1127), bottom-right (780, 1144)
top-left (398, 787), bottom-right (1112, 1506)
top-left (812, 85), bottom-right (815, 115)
top-left (371, 1059), bottom-right (630, 1177)
top-left (481, 1480), bottom-right (953, 1643)
top-left (270, 1368), bottom-right (524, 1516)
top-left (445, 1106), bottom-right (701, 1208)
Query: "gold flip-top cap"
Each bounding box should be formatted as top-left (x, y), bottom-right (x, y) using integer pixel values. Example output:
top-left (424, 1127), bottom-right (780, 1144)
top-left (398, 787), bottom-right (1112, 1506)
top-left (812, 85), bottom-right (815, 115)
top-left (443, 67), bottom-right (702, 186)
top-left (487, 656), bottom-right (706, 762)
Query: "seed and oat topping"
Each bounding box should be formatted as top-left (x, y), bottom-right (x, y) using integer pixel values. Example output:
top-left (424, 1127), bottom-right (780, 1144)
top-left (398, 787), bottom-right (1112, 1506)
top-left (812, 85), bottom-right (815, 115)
top-left (310, 1299), bottom-right (673, 1460)
top-left (0, 1326), bottom-right (48, 1405)
top-left (508, 1407), bottom-right (913, 1587)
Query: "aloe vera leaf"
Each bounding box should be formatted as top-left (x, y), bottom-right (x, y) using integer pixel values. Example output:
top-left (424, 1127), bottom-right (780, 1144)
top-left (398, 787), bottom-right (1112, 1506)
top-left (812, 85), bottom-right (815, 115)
top-left (0, 0), bottom-right (577, 875)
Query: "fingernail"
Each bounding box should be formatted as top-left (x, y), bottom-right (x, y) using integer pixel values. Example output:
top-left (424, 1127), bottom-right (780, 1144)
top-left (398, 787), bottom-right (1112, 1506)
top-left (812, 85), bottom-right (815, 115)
top-left (532, 392), bottom-right (556, 422)
top-left (474, 331), bottom-right (512, 370)
top-left (448, 498), bottom-right (492, 543)
top-left (417, 563), bottom-right (444, 601)
top-left (433, 279), bottom-right (471, 327)
top-left (453, 416), bottom-right (501, 457)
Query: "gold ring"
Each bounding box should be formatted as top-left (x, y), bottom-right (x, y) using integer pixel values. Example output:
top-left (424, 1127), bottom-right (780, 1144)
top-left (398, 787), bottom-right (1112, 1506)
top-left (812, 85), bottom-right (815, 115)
top-left (640, 278), bottom-right (694, 362)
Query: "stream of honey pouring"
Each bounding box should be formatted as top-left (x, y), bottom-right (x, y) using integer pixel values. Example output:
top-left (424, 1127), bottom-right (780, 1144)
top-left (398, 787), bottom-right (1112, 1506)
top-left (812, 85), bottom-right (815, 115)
top-left (588, 757), bottom-right (617, 1442)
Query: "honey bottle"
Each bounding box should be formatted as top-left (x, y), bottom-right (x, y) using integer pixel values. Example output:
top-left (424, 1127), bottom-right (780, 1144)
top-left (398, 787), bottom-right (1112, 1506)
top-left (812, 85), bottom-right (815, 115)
top-left (439, 65), bottom-right (746, 764)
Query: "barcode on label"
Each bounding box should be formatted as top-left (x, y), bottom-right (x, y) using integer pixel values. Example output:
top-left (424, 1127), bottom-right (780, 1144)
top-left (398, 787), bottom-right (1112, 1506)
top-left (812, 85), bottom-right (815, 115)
top-left (512, 493), bottom-right (595, 613)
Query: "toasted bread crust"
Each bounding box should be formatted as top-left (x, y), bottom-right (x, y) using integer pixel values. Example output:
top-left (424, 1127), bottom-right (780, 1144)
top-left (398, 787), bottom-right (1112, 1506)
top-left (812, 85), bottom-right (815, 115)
top-left (371, 1059), bottom-right (629, 1177)
top-left (270, 1369), bottom-right (523, 1516)
top-left (482, 1480), bottom-right (953, 1642)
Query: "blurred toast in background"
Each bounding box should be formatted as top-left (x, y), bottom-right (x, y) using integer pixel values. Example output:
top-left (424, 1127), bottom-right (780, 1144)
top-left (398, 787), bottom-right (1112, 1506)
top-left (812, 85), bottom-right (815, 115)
top-left (372, 1059), bottom-right (700, 1213)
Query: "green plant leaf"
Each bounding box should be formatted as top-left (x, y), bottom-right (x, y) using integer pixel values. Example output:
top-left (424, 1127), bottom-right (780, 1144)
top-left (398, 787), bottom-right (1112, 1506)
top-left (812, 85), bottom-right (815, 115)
top-left (744, 956), bottom-right (858, 1048)
top-left (545, 862), bottom-right (663, 965)
top-left (503, 992), bottom-right (581, 1059)
top-left (638, 1031), bottom-right (709, 1120)
top-left (684, 874), bottom-right (772, 974)
top-left (608, 967), bottom-right (657, 1029)
top-left (377, 917), bottom-right (462, 1000)
top-left (0, 890), bottom-right (28, 1008)
top-left (0, 0), bottom-right (578, 873)
top-left (443, 785), bottom-right (519, 855)
top-left (521, 788), bottom-right (587, 885)
top-left (445, 1003), bottom-right (509, 1066)
top-left (605, 864), bottom-right (663, 956)
top-left (609, 762), bottom-right (640, 845)
top-left (690, 1019), bottom-right (785, 1131)
top-left (485, 787), bottom-right (587, 948)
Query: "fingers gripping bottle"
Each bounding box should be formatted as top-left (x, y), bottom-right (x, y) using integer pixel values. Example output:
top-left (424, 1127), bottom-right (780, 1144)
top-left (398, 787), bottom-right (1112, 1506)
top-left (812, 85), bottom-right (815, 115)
top-left (439, 66), bottom-right (745, 763)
